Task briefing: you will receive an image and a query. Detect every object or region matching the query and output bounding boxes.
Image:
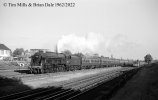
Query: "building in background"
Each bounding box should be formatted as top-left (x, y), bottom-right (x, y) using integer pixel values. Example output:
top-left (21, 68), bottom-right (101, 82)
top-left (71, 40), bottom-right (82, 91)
top-left (30, 49), bottom-right (50, 56)
top-left (13, 49), bottom-right (50, 61)
top-left (0, 44), bottom-right (11, 60)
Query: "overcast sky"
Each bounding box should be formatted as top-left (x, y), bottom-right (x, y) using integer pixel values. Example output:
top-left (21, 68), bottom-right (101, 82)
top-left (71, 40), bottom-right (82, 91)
top-left (0, 0), bottom-right (158, 60)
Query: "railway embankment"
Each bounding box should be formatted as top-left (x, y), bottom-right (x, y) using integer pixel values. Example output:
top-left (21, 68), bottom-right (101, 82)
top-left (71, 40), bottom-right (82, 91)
top-left (111, 62), bottom-right (158, 100)
top-left (0, 77), bottom-right (32, 96)
top-left (69, 66), bottom-right (140, 100)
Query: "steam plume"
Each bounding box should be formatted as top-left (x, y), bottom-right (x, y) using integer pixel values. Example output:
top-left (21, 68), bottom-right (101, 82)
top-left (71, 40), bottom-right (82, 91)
top-left (57, 33), bottom-right (138, 58)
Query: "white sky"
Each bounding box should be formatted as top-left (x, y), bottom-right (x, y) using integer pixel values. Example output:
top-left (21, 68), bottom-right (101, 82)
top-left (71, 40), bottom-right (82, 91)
top-left (0, 0), bottom-right (158, 60)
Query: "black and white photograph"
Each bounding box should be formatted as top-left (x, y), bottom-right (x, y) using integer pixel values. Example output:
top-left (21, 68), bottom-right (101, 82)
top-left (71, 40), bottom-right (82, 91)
top-left (0, 0), bottom-right (158, 100)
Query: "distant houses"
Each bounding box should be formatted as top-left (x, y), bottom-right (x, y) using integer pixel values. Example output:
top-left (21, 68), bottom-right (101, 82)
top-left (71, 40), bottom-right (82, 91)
top-left (0, 43), bottom-right (51, 61)
top-left (0, 44), bottom-right (11, 60)
top-left (30, 49), bottom-right (50, 55)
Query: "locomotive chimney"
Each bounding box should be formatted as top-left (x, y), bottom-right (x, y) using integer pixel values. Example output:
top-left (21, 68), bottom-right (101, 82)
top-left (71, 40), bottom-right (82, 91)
top-left (111, 54), bottom-right (113, 59)
top-left (55, 44), bottom-right (58, 54)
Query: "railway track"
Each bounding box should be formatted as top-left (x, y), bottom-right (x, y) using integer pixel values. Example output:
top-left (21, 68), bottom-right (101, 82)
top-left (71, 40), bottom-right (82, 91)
top-left (0, 67), bottom-right (133, 81)
top-left (69, 68), bottom-right (140, 100)
top-left (33, 71), bottom-right (121, 100)
top-left (0, 67), bottom-right (138, 100)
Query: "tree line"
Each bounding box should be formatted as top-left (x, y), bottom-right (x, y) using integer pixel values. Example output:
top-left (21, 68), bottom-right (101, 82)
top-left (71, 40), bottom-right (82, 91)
top-left (12, 48), bottom-right (153, 63)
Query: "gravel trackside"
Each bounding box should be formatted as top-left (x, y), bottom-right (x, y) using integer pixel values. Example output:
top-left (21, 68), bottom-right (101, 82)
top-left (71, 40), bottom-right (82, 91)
top-left (21, 67), bottom-right (125, 89)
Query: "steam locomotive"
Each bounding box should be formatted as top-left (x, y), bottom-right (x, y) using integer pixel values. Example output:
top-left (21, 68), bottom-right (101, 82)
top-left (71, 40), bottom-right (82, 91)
top-left (29, 51), bottom-right (139, 74)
